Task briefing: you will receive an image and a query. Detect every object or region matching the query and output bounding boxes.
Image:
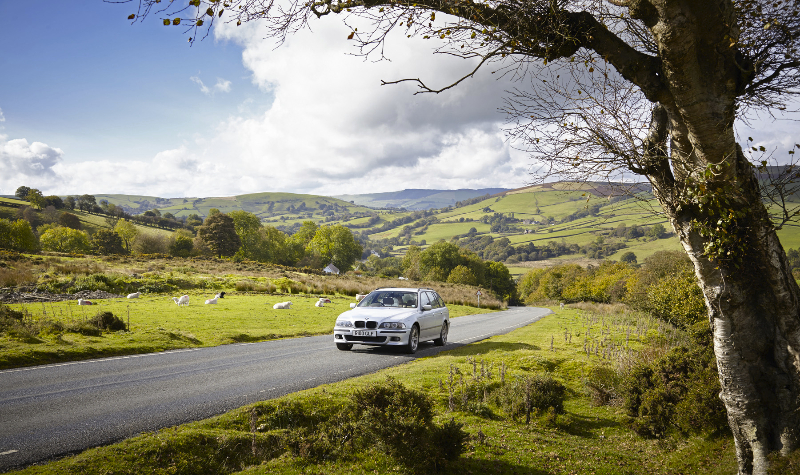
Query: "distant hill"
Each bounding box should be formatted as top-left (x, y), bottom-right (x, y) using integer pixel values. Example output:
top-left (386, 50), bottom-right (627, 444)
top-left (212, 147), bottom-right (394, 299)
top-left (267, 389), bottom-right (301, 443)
top-left (94, 192), bottom-right (374, 219)
top-left (334, 188), bottom-right (509, 210)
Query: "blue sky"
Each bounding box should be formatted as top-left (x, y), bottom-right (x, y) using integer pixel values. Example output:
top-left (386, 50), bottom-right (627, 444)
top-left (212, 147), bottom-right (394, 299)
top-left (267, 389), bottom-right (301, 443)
top-left (0, 1), bottom-right (266, 163)
top-left (0, 1), bottom-right (795, 199)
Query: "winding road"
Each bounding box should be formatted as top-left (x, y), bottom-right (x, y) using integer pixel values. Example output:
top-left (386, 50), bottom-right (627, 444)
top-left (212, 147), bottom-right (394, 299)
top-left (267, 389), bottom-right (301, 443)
top-left (0, 306), bottom-right (550, 471)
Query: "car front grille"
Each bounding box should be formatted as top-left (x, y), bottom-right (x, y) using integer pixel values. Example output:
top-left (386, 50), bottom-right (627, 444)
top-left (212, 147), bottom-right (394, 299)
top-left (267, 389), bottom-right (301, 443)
top-left (344, 335), bottom-right (387, 343)
top-left (354, 321), bottom-right (378, 329)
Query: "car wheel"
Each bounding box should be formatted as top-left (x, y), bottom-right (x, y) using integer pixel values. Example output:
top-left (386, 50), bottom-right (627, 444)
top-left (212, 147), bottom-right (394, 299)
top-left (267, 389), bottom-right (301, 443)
top-left (434, 322), bottom-right (448, 346)
top-left (336, 343), bottom-right (353, 351)
top-left (405, 325), bottom-right (419, 354)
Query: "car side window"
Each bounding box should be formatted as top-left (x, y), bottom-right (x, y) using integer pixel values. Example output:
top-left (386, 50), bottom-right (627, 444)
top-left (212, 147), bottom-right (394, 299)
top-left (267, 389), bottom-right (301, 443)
top-left (420, 292), bottom-right (432, 308)
top-left (426, 292), bottom-right (441, 308)
top-left (434, 293), bottom-right (445, 308)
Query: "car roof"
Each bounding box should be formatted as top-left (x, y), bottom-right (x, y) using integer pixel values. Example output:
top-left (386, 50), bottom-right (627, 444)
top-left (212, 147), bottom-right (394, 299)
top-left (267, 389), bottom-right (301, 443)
top-left (372, 288), bottom-right (435, 292)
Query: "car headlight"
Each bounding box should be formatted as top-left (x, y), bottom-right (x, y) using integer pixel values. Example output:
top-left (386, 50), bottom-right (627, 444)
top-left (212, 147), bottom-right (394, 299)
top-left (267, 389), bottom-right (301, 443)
top-left (336, 321), bottom-right (353, 328)
top-left (380, 322), bottom-right (406, 329)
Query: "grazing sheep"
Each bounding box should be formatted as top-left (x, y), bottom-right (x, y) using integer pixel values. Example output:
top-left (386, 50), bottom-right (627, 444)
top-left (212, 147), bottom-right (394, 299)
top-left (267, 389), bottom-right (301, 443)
top-left (319, 298), bottom-right (332, 303)
top-left (356, 294), bottom-right (367, 302)
top-left (172, 295), bottom-right (190, 306)
top-left (560, 302), bottom-right (564, 310)
top-left (215, 292), bottom-right (226, 299)
top-left (205, 297), bottom-right (218, 305)
top-left (315, 300), bottom-right (325, 308)
top-left (273, 301), bottom-right (292, 309)
top-left (77, 299), bottom-right (93, 305)
top-left (126, 292), bottom-right (140, 299)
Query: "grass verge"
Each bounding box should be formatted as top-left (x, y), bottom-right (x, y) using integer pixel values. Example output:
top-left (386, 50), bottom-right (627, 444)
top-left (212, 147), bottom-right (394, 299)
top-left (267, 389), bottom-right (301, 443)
top-left (0, 295), bottom-right (493, 370)
top-left (9, 305), bottom-right (737, 475)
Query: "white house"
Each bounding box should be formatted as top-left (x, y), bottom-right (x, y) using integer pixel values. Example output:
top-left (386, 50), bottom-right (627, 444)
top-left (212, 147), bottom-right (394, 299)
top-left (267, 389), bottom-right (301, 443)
top-left (324, 263), bottom-right (340, 275)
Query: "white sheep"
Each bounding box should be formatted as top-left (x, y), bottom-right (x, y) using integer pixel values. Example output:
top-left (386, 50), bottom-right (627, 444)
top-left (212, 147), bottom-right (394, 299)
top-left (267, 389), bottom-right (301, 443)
top-left (205, 297), bottom-right (218, 305)
top-left (77, 299), bottom-right (93, 305)
top-left (273, 301), bottom-right (292, 309)
top-left (356, 294), bottom-right (367, 302)
top-left (172, 295), bottom-right (190, 306)
top-left (319, 297), bottom-right (332, 303)
top-left (126, 292), bottom-right (140, 299)
top-left (315, 300), bottom-right (325, 307)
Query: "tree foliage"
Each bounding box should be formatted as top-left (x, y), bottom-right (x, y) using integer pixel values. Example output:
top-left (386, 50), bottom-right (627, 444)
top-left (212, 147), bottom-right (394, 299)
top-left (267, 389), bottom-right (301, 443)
top-left (92, 229), bottom-right (127, 255)
top-left (197, 212), bottom-right (241, 258)
top-left (307, 224), bottom-right (363, 272)
top-left (0, 219), bottom-right (38, 252)
top-left (114, 219), bottom-right (139, 252)
top-left (40, 226), bottom-right (91, 254)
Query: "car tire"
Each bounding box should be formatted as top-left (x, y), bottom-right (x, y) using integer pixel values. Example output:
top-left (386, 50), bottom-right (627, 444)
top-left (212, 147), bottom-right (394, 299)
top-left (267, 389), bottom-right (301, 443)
top-left (405, 325), bottom-right (420, 354)
top-left (336, 343), bottom-right (353, 351)
top-left (433, 322), bottom-right (448, 346)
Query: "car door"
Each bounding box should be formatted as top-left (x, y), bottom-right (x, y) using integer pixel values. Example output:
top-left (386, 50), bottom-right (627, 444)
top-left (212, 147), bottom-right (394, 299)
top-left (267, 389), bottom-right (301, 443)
top-left (418, 291), bottom-right (437, 340)
top-left (430, 292), bottom-right (447, 337)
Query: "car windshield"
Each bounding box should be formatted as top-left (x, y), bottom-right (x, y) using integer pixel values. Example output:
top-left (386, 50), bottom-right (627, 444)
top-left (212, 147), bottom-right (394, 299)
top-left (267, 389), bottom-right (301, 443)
top-left (358, 291), bottom-right (418, 308)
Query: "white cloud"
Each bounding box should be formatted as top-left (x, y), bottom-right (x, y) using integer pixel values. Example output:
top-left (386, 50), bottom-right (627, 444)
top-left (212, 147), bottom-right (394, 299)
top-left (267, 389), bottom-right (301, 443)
top-left (0, 137), bottom-right (64, 194)
top-left (190, 76), bottom-right (232, 96)
top-left (0, 107), bottom-right (5, 122)
top-left (190, 76), bottom-right (211, 95)
top-left (214, 78), bottom-right (232, 93)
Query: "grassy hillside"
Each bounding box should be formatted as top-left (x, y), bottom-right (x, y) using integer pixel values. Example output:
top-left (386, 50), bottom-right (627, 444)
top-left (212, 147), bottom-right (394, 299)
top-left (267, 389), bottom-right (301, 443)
top-left (94, 183), bottom-right (800, 275)
top-left (334, 188), bottom-right (508, 210)
top-left (95, 192), bottom-right (375, 221)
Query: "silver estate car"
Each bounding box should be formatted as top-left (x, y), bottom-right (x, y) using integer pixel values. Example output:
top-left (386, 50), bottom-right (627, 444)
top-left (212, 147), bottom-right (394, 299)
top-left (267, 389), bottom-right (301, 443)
top-left (333, 288), bottom-right (450, 354)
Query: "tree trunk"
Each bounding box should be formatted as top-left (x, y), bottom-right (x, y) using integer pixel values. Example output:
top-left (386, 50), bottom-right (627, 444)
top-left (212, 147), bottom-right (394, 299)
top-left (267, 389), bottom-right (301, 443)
top-left (664, 148), bottom-right (800, 475)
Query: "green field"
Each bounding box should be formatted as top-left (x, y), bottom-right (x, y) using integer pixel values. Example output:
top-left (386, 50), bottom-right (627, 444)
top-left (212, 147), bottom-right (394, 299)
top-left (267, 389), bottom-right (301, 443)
top-left (1, 292), bottom-right (493, 370)
top-left (9, 305), bottom-right (737, 475)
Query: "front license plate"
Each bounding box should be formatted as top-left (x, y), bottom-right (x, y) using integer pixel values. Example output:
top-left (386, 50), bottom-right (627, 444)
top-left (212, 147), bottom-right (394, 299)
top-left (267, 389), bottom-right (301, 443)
top-left (353, 330), bottom-right (376, 337)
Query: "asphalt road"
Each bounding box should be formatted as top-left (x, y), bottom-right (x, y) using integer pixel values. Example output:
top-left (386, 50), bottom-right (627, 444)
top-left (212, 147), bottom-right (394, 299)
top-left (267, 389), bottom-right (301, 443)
top-left (0, 306), bottom-right (551, 471)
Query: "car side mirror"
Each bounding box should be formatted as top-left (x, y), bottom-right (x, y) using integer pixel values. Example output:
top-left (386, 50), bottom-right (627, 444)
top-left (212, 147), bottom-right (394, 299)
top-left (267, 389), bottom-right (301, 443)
top-left (422, 304), bottom-right (432, 311)
top-left (350, 303), bottom-right (357, 308)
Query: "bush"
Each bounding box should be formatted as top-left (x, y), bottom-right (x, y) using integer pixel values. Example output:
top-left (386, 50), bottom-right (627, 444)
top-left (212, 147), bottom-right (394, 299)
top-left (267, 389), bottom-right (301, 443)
top-left (352, 377), bottom-right (465, 469)
top-left (90, 311), bottom-right (127, 331)
top-left (491, 373), bottom-right (567, 420)
top-left (133, 233), bottom-right (168, 255)
top-left (0, 303), bottom-right (25, 333)
top-left (273, 378), bottom-right (466, 469)
top-left (621, 322), bottom-right (728, 438)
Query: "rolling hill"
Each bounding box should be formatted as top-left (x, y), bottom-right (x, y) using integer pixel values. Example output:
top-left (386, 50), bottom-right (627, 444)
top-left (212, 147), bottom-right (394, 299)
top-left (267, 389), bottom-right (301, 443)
top-left (9, 182), bottom-right (796, 278)
top-left (333, 188), bottom-right (509, 210)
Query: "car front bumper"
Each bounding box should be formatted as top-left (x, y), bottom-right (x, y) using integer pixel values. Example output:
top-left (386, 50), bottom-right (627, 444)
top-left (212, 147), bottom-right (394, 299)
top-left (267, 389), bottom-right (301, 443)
top-left (333, 328), bottom-right (411, 346)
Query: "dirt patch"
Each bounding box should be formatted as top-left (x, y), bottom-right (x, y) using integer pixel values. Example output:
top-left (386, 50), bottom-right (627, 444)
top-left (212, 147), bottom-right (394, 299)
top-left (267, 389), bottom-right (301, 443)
top-left (0, 289), bottom-right (123, 303)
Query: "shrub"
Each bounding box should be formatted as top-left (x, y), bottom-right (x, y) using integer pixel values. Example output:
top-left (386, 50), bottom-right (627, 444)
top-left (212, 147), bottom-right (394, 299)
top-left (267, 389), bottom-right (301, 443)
top-left (0, 303), bottom-right (25, 333)
top-left (133, 233), bottom-right (168, 255)
top-left (491, 373), bottom-right (567, 420)
top-left (621, 322), bottom-right (728, 438)
top-left (768, 449), bottom-right (800, 475)
top-left (584, 365), bottom-right (621, 406)
top-left (90, 311), bottom-right (127, 331)
top-left (352, 377), bottom-right (465, 468)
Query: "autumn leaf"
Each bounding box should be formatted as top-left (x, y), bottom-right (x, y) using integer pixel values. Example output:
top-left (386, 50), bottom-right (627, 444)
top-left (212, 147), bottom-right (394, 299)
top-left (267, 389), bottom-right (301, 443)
top-left (347, 32), bottom-right (355, 39)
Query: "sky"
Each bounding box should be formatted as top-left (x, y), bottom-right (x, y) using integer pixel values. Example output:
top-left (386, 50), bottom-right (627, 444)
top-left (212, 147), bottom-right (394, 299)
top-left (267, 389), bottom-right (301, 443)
top-left (0, 1), bottom-right (796, 199)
